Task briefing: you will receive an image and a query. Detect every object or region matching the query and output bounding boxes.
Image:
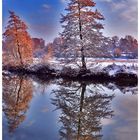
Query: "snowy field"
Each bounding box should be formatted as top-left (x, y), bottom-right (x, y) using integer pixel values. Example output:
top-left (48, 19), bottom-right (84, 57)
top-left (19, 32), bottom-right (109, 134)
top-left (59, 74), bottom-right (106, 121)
top-left (32, 57), bottom-right (138, 76)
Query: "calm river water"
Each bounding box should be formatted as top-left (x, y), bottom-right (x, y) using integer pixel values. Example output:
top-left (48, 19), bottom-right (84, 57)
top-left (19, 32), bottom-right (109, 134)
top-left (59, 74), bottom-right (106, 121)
top-left (3, 74), bottom-right (138, 140)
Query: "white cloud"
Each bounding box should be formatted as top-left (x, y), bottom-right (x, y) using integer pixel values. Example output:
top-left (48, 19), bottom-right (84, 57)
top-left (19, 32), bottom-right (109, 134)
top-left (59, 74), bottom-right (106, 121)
top-left (60, 0), bottom-right (67, 3)
top-left (111, 0), bottom-right (137, 23)
top-left (99, 0), bottom-right (112, 2)
top-left (112, 1), bottom-right (126, 10)
top-left (101, 118), bottom-right (115, 125)
top-left (120, 6), bottom-right (137, 22)
top-left (42, 4), bottom-right (51, 10)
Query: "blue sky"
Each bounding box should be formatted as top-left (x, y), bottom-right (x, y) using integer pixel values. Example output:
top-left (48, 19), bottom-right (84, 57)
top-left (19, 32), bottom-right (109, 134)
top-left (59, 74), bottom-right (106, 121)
top-left (2, 0), bottom-right (138, 43)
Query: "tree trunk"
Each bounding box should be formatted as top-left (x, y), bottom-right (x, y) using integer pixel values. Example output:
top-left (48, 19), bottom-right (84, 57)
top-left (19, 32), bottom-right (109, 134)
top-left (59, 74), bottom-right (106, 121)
top-left (78, 0), bottom-right (87, 71)
top-left (17, 43), bottom-right (23, 65)
top-left (81, 46), bottom-right (86, 70)
top-left (16, 78), bottom-right (23, 106)
top-left (15, 25), bottom-right (23, 66)
top-left (77, 83), bottom-right (86, 140)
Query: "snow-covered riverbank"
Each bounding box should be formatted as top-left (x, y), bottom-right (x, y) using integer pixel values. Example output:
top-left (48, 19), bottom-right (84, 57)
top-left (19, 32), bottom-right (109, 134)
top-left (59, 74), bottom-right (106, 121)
top-left (31, 58), bottom-right (138, 77)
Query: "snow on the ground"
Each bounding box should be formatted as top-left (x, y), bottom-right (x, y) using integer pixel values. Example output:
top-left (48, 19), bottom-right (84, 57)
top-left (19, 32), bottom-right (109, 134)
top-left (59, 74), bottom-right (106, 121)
top-left (102, 63), bottom-right (137, 76)
top-left (31, 57), bottom-right (138, 76)
top-left (2, 70), bottom-right (12, 75)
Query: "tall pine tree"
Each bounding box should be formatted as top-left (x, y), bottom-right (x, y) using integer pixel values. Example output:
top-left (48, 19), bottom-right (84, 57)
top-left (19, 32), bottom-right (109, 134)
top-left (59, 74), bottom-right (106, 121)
top-left (3, 11), bottom-right (33, 65)
top-left (61, 0), bottom-right (104, 71)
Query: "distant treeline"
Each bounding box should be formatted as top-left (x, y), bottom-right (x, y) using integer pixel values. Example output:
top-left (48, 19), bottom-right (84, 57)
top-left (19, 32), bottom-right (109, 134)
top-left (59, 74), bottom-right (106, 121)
top-left (21, 35), bottom-right (137, 59)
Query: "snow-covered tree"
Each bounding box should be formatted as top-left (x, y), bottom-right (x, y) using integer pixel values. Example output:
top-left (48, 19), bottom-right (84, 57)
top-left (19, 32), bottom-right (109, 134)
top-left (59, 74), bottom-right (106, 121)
top-left (52, 81), bottom-right (114, 139)
top-left (3, 11), bottom-right (33, 65)
top-left (105, 35), bottom-right (138, 58)
top-left (119, 35), bottom-right (138, 57)
top-left (99, 36), bottom-right (120, 58)
top-left (61, 0), bottom-right (104, 71)
top-left (52, 37), bottom-right (66, 58)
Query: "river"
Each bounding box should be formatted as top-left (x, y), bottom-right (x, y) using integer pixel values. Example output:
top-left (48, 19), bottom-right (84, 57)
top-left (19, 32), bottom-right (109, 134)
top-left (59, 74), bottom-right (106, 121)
top-left (2, 74), bottom-right (138, 140)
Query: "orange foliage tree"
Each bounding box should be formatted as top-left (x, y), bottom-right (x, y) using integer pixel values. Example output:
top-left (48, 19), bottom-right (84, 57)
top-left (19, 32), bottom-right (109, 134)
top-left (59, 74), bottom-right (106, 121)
top-left (3, 76), bottom-right (33, 133)
top-left (3, 11), bottom-right (33, 66)
top-left (43, 43), bottom-right (53, 62)
top-left (114, 48), bottom-right (121, 57)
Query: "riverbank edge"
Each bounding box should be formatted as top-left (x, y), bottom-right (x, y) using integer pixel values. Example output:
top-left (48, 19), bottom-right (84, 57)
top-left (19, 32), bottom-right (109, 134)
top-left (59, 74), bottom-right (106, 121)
top-left (3, 65), bottom-right (138, 84)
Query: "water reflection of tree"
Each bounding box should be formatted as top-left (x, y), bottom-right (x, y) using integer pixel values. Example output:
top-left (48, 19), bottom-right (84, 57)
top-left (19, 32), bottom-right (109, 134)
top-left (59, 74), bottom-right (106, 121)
top-left (52, 81), bottom-right (114, 140)
top-left (3, 76), bottom-right (33, 133)
top-left (107, 83), bottom-right (138, 95)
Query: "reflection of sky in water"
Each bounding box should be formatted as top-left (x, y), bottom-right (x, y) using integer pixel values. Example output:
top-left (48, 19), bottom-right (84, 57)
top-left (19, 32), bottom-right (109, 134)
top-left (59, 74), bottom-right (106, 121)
top-left (3, 83), bottom-right (61, 140)
top-left (102, 90), bottom-right (137, 140)
top-left (3, 77), bottom-right (138, 140)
